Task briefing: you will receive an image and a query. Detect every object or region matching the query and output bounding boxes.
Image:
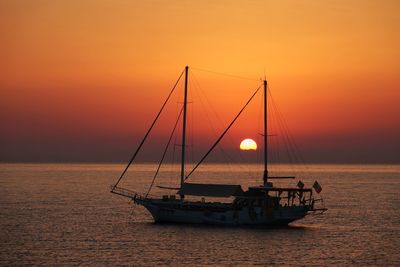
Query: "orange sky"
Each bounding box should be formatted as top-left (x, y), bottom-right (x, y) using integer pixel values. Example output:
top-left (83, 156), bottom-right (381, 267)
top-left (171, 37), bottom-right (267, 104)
top-left (1, 0), bottom-right (399, 163)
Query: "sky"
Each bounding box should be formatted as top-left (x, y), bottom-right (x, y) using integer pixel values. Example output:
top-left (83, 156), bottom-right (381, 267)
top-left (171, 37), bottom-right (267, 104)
top-left (1, 0), bottom-right (399, 163)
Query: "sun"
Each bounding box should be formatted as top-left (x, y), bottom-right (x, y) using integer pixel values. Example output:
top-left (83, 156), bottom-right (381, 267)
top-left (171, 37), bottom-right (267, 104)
top-left (240, 138), bottom-right (257, 150)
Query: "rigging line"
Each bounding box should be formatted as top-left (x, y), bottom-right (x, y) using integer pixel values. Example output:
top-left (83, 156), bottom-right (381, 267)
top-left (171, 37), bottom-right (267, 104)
top-left (146, 107), bottom-right (184, 197)
top-left (170, 127), bottom-right (178, 187)
top-left (269, 91), bottom-right (281, 171)
top-left (185, 85), bottom-right (262, 181)
top-left (269, 90), bottom-right (298, 164)
top-left (191, 72), bottom-right (236, 170)
top-left (270, 95), bottom-right (281, 171)
top-left (192, 70), bottom-right (250, 175)
top-left (169, 87), bottom-right (182, 188)
top-left (274, 98), bottom-right (310, 176)
top-left (270, 89), bottom-right (306, 168)
top-left (189, 79), bottom-right (195, 170)
top-left (269, 89), bottom-right (295, 166)
top-left (112, 69), bottom-right (185, 189)
top-left (269, 90), bottom-right (300, 177)
top-left (267, 91), bottom-right (276, 167)
top-left (191, 67), bottom-right (260, 82)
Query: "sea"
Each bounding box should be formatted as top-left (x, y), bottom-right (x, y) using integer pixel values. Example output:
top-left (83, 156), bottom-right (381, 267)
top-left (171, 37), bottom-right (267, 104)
top-left (0, 163), bottom-right (399, 266)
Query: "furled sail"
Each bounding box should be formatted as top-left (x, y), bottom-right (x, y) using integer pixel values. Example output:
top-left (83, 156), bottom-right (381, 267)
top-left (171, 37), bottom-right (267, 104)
top-left (177, 183), bottom-right (244, 197)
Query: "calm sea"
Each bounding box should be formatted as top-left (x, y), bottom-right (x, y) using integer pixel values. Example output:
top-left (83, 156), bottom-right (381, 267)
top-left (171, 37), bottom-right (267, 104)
top-left (0, 163), bottom-right (399, 266)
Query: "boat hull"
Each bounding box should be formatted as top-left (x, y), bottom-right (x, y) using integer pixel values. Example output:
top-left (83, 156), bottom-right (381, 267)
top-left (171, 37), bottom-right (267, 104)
top-left (135, 198), bottom-right (309, 226)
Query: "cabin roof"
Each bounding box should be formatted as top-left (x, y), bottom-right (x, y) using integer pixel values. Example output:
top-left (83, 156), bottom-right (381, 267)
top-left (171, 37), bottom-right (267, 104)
top-left (177, 183), bottom-right (244, 197)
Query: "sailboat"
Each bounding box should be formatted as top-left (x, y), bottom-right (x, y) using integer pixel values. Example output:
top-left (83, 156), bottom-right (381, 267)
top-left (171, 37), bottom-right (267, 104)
top-left (111, 66), bottom-right (326, 226)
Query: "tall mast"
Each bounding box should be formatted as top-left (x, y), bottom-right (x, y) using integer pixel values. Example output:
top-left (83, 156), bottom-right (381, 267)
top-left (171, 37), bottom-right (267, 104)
top-left (263, 79), bottom-right (268, 185)
top-left (180, 66), bottom-right (189, 196)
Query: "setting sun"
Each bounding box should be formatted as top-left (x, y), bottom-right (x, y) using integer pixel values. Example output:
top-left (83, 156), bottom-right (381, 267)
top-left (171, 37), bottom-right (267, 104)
top-left (239, 138), bottom-right (257, 150)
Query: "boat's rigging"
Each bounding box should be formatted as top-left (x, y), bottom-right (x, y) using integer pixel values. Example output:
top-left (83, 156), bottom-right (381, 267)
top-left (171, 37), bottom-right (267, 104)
top-left (271, 91), bottom-right (304, 166)
top-left (112, 68), bottom-right (185, 190)
top-left (146, 107), bottom-right (184, 197)
top-left (114, 67), bottom-right (279, 188)
top-left (267, 94), bottom-right (280, 166)
top-left (266, 88), bottom-right (311, 178)
top-left (189, 76), bottom-right (195, 174)
top-left (110, 66), bottom-right (327, 225)
top-left (189, 66), bottom-right (264, 177)
top-left (184, 85), bottom-right (262, 181)
top-left (113, 66), bottom-right (314, 194)
top-left (190, 70), bottom-right (253, 176)
top-left (270, 91), bottom-right (298, 166)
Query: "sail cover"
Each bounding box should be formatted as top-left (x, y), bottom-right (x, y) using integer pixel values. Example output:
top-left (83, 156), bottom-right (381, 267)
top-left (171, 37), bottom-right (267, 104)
top-left (177, 183), bottom-right (244, 197)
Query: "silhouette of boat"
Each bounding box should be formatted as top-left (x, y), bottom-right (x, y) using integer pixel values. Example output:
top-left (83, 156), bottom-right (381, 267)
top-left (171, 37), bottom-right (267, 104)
top-left (111, 66), bottom-right (326, 226)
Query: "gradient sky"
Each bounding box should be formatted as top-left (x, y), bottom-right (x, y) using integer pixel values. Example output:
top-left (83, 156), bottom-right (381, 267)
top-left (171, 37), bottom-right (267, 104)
top-left (1, 0), bottom-right (399, 163)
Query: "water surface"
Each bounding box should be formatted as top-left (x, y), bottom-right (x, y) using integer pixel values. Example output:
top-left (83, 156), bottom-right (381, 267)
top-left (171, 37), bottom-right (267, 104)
top-left (0, 163), bottom-right (399, 266)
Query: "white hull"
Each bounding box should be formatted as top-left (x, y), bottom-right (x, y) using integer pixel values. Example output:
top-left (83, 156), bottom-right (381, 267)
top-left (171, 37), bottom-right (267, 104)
top-left (136, 198), bottom-right (309, 226)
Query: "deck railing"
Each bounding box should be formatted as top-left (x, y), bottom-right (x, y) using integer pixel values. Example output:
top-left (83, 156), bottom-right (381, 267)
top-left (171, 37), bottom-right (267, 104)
top-left (110, 186), bottom-right (143, 200)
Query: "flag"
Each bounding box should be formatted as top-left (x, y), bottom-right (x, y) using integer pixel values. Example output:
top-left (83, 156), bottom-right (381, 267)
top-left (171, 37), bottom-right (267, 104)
top-left (313, 181), bottom-right (322, 193)
top-left (297, 180), bottom-right (304, 189)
